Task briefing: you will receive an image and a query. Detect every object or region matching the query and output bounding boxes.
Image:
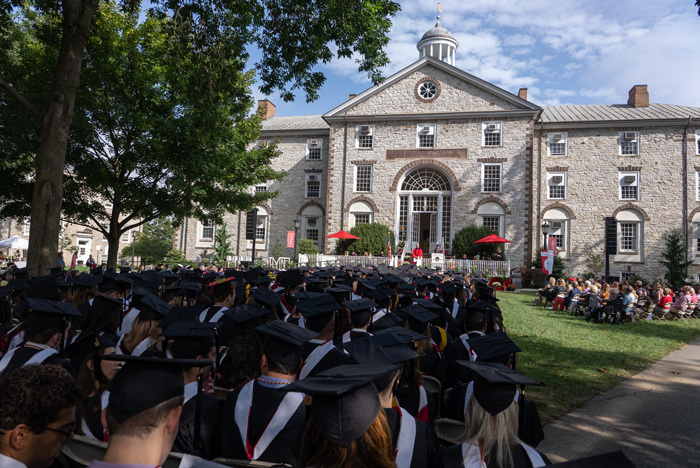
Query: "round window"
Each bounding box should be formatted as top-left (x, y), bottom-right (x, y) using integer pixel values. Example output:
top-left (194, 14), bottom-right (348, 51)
top-left (418, 81), bottom-right (438, 100)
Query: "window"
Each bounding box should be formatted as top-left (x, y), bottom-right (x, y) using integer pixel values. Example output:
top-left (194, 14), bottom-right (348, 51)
top-left (619, 131), bottom-right (639, 155)
top-left (306, 139), bottom-right (323, 160)
top-left (354, 165), bottom-right (373, 192)
top-left (23, 219), bottom-right (30, 236)
top-left (548, 132), bottom-right (568, 156)
top-left (301, 205), bottom-right (324, 248)
top-left (697, 171), bottom-right (700, 201)
top-left (544, 208), bottom-right (571, 255)
top-left (481, 163), bottom-right (502, 193)
top-left (356, 125), bottom-right (374, 148)
top-left (477, 202), bottom-right (505, 238)
top-left (482, 121), bottom-right (502, 146)
top-left (549, 221), bottom-right (564, 249)
top-left (101, 223), bottom-right (109, 241)
top-left (416, 124), bottom-right (436, 148)
top-left (547, 172), bottom-right (567, 199)
top-left (418, 81), bottom-right (438, 100)
top-left (255, 181), bottom-right (268, 193)
top-left (349, 201), bottom-right (374, 228)
top-left (619, 172), bottom-right (640, 200)
top-left (615, 209), bottom-right (644, 256)
top-left (201, 221), bottom-right (214, 239)
top-left (696, 131), bottom-right (700, 155)
top-left (692, 214), bottom-right (700, 260)
top-left (306, 218), bottom-right (319, 241)
top-left (305, 174), bottom-right (321, 198)
top-left (121, 230), bottom-right (131, 243)
top-left (255, 215), bottom-right (267, 243)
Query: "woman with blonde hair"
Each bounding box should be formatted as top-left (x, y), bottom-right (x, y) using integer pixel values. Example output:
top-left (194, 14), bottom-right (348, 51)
top-left (116, 294), bottom-right (171, 355)
top-left (435, 362), bottom-right (550, 467)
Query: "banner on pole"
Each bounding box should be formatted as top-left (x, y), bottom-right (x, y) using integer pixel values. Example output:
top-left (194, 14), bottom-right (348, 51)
top-left (286, 231), bottom-right (295, 248)
top-left (541, 250), bottom-right (554, 275)
top-left (548, 237), bottom-right (557, 255)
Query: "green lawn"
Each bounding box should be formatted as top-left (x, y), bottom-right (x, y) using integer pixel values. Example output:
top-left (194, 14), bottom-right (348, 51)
top-left (498, 291), bottom-right (700, 424)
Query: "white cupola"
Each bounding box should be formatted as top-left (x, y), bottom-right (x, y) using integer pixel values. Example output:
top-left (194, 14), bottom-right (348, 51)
top-left (417, 15), bottom-right (459, 66)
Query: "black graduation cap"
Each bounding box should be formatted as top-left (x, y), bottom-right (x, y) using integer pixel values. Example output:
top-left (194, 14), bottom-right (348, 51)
top-left (180, 281), bottom-right (202, 293)
top-left (284, 364), bottom-right (399, 447)
top-left (91, 267), bottom-right (105, 276)
top-left (296, 294), bottom-right (341, 331)
top-left (158, 305), bottom-right (205, 330)
top-left (365, 288), bottom-right (389, 305)
top-left (457, 361), bottom-right (539, 416)
top-left (252, 276), bottom-right (271, 287)
top-left (372, 327), bottom-right (428, 346)
top-left (413, 277), bottom-right (429, 289)
top-left (72, 274), bottom-right (101, 288)
top-left (324, 285), bottom-right (354, 303)
top-left (413, 298), bottom-right (443, 312)
top-left (255, 320), bottom-right (318, 369)
top-left (132, 280), bottom-right (160, 298)
top-left (468, 333), bottom-right (521, 364)
top-left (25, 298), bottom-right (81, 337)
top-left (26, 275), bottom-right (61, 300)
top-left (137, 293), bottom-right (172, 321)
top-left (224, 303), bottom-right (271, 336)
top-left (250, 287), bottom-right (281, 308)
top-left (162, 287), bottom-right (185, 303)
top-left (56, 279), bottom-right (75, 290)
top-left (101, 354), bottom-right (212, 423)
top-left (440, 281), bottom-right (456, 295)
top-left (547, 451), bottom-right (637, 468)
top-left (401, 304), bottom-right (438, 329)
top-left (383, 274), bottom-right (402, 285)
top-left (0, 285), bottom-right (12, 301)
top-left (91, 294), bottom-right (123, 314)
top-left (343, 338), bottom-right (418, 391)
top-left (49, 266), bottom-right (65, 275)
top-left (119, 267), bottom-right (131, 274)
top-left (210, 278), bottom-right (236, 298)
top-left (63, 326), bottom-right (117, 371)
top-left (161, 322), bottom-right (217, 360)
top-left (14, 267), bottom-right (29, 279)
top-left (342, 298), bottom-right (375, 325)
top-left (281, 269), bottom-right (303, 288)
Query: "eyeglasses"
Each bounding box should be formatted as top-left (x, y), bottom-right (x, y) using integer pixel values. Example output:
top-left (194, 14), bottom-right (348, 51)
top-left (41, 423), bottom-right (76, 438)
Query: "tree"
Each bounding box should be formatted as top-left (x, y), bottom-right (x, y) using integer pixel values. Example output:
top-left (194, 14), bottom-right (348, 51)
top-left (660, 229), bottom-right (692, 287)
top-left (298, 239), bottom-right (318, 255)
top-left (120, 218), bottom-right (174, 265)
top-left (0, 0), bottom-right (401, 275)
top-left (270, 238), bottom-right (284, 260)
top-left (582, 253), bottom-right (605, 279)
top-left (451, 224), bottom-right (501, 259)
top-left (334, 223), bottom-right (394, 256)
top-left (212, 226), bottom-right (232, 266)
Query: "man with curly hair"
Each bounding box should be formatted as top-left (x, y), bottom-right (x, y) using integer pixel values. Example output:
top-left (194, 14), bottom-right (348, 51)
top-left (0, 364), bottom-right (80, 468)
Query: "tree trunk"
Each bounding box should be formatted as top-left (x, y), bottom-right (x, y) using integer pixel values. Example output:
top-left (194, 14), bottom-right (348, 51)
top-left (107, 231), bottom-right (121, 270)
top-left (26, 0), bottom-right (99, 276)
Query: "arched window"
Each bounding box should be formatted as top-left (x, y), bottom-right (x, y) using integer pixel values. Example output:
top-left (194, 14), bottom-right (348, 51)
top-left (543, 208), bottom-right (570, 256)
top-left (301, 205), bottom-right (324, 248)
top-left (615, 209), bottom-right (644, 259)
top-left (400, 168), bottom-right (451, 192)
top-left (349, 201), bottom-right (373, 228)
top-left (477, 202), bottom-right (505, 238)
top-left (254, 206), bottom-right (269, 249)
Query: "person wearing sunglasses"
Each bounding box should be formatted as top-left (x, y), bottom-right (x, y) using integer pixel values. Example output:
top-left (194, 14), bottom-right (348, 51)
top-left (0, 364), bottom-right (80, 468)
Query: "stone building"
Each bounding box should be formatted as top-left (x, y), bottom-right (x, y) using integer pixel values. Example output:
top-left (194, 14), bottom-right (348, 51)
top-left (175, 19), bottom-right (700, 280)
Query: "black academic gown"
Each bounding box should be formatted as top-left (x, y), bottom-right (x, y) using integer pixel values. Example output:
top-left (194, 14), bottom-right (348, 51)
top-left (368, 310), bottom-right (404, 333)
top-left (442, 384), bottom-right (545, 448)
top-left (2, 346), bottom-right (75, 375)
top-left (396, 382), bottom-right (436, 426)
top-left (81, 395), bottom-right (106, 441)
top-left (385, 407), bottom-right (438, 468)
top-left (444, 332), bottom-right (482, 388)
top-left (299, 341), bottom-right (349, 379)
top-left (433, 442), bottom-right (550, 468)
top-left (221, 380), bottom-right (306, 464)
top-left (173, 393), bottom-right (223, 459)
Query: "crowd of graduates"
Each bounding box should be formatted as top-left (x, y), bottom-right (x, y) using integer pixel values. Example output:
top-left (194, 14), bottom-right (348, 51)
top-left (0, 262), bottom-right (637, 468)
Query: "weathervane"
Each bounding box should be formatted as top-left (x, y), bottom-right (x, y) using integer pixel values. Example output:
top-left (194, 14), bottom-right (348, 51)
top-left (437, 3), bottom-right (443, 21)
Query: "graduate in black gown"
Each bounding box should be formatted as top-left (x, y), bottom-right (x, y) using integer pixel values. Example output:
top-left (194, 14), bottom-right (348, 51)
top-left (434, 361), bottom-right (551, 468)
top-left (367, 287), bottom-right (403, 333)
top-left (296, 294), bottom-right (349, 379)
top-left (161, 322), bottom-right (223, 459)
top-left (335, 298), bottom-right (375, 347)
top-left (221, 320), bottom-right (318, 464)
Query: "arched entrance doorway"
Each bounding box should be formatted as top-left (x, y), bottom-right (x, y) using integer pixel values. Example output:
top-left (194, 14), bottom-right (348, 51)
top-left (395, 167), bottom-right (453, 256)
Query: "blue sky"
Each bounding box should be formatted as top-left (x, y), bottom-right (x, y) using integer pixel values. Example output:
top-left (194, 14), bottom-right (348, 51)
top-left (252, 0), bottom-right (700, 117)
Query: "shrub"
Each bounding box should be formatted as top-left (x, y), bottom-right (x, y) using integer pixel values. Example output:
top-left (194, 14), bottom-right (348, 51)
top-left (660, 229), bottom-right (692, 287)
top-left (298, 238), bottom-right (318, 255)
top-left (451, 224), bottom-right (502, 259)
top-left (334, 223), bottom-right (395, 256)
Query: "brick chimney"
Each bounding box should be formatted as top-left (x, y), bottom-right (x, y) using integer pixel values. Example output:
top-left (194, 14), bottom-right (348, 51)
top-left (627, 85), bottom-right (649, 108)
top-left (257, 99), bottom-right (276, 120)
top-left (518, 88), bottom-right (528, 100)
top-left (349, 94), bottom-right (357, 100)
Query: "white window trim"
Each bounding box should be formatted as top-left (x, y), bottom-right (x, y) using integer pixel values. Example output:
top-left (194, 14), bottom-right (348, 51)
top-left (547, 132), bottom-right (568, 156)
top-left (200, 221), bottom-right (215, 240)
top-left (255, 214), bottom-right (268, 247)
top-left (355, 125), bottom-right (375, 149)
top-left (305, 173), bottom-right (322, 198)
top-left (697, 171), bottom-right (700, 202)
top-left (618, 131), bottom-right (640, 156)
top-left (548, 219), bottom-right (568, 252)
top-left (305, 138), bottom-right (323, 160)
top-left (353, 165), bottom-right (373, 193)
top-left (478, 214), bottom-right (505, 238)
top-left (351, 212), bottom-right (373, 228)
top-left (547, 172), bottom-right (567, 200)
top-left (416, 123), bottom-right (437, 148)
top-left (619, 171), bottom-right (640, 201)
top-left (121, 230), bottom-right (131, 243)
top-left (255, 181), bottom-right (268, 193)
top-left (481, 163), bottom-right (503, 193)
top-left (482, 121), bottom-right (503, 147)
top-left (618, 221), bottom-right (641, 253)
top-left (23, 218), bottom-right (30, 236)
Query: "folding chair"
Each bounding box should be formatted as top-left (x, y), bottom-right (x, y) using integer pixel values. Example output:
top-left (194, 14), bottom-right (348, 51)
top-left (434, 418), bottom-right (465, 445)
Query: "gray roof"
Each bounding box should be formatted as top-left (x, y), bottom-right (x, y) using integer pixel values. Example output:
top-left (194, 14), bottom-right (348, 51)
top-left (542, 103), bottom-right (700, 124)
top-left (261, 114), bottom-right (328, 132)
top-left (421, 20), bottom-right (455, 41)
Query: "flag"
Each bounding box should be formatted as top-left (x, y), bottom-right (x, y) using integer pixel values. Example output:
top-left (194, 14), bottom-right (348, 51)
top-left (387, 233), bottom-right (392, 258)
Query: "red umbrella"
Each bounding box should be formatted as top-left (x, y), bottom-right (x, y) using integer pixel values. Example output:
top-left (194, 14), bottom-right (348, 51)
top-left (326, 230), bottom-right (360, 240)
top-left (474, 234), bottom-right (511, 244)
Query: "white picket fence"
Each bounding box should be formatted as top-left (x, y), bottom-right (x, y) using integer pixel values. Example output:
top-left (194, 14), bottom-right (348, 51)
top-left (298, 254), bottom-right (510, 275)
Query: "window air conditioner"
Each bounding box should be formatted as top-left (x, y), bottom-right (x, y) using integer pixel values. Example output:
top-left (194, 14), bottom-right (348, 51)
top-left (256, 140), bottom-right (268, 148)
top-left (309, 139), bottom-right (319, 146)
top-left (308, 175), bottom-right (319, 182)
top-left (551, 222), bottom-right (562, 230)
top-left (550, 175), bottom-right (563, 184)
top-left (421, 126), bottom-right (432, 133)
top-left (623, 175), bottom-right (636, 184)
top-left (550, 133), bottom-right (564, 142)
top-left (623, 132), bottom-right (637, 141)
top-left (359, 125), bottom-right (371, 134)
top-left (487, 123), bottom-right (499, 131)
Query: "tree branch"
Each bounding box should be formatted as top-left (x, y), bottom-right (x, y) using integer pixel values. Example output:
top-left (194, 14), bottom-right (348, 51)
top-left (0, 76), bottom-right (42, 121)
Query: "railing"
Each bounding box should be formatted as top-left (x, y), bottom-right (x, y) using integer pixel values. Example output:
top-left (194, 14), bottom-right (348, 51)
top-left (298, 254), bottom-right (510, 275)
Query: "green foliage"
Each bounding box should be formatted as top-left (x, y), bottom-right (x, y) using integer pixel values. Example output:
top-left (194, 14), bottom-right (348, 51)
top-left (270, 238), bottom-right (284, 259)
top-left (164, 249), bottom-right (187, 264)
top-left (625, 274), bottom-right (649, 287)
top-left (120, 218), bottom-right (173, 264)
top-left (451, 224), bottom-right (499, 259)
top-left (530, 251), bottom-right (566, 280)
top-left (333, 223), bottom-right (394, 256)
top-left (298, 239), bottom-right (318, 255)
top-left (581, 253), bottom-right (605, 280)
top-left (213, 226), bottom-right (232, 265)
top-left (660, 229), bottom-right (692, 287)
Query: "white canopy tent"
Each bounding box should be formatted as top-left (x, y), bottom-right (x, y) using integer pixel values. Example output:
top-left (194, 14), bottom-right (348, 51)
top-left (0, 236), bottom-right (29, 250)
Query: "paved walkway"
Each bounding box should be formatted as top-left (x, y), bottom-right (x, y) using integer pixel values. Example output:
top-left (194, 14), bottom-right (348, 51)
top-left (537, 336), bottom-right (700, 467)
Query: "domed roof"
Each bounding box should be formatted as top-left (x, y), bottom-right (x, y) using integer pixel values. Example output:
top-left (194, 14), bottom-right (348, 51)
top-left (421, 19), bottom-right (455, 41)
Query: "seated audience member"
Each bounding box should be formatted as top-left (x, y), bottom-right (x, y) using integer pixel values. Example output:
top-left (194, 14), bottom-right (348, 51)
top-left (668, 286), bottom-right (693, 319)
top-left (551, 279), bottom-right (567, 311)
top-left (0, 364), bottom-right (80, 468)
top-left (653, 287), bottom-right (674, 318)
top-left (621, 286), bottom-right (637, 323)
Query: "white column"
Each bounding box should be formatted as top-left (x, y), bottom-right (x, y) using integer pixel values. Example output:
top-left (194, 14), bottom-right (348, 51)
top-left (407, 194), bottom-right (414, 248)
top-left (439, 44), bottom-right (443, 61)
top-left (437, 195), bottom-right (444, 248)
top-left (451, 48), bottom-right (455, 65)
top-left (430, 44), bottom-right (433, 57)
top-left (394, 195), bottom-right (401, 248)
